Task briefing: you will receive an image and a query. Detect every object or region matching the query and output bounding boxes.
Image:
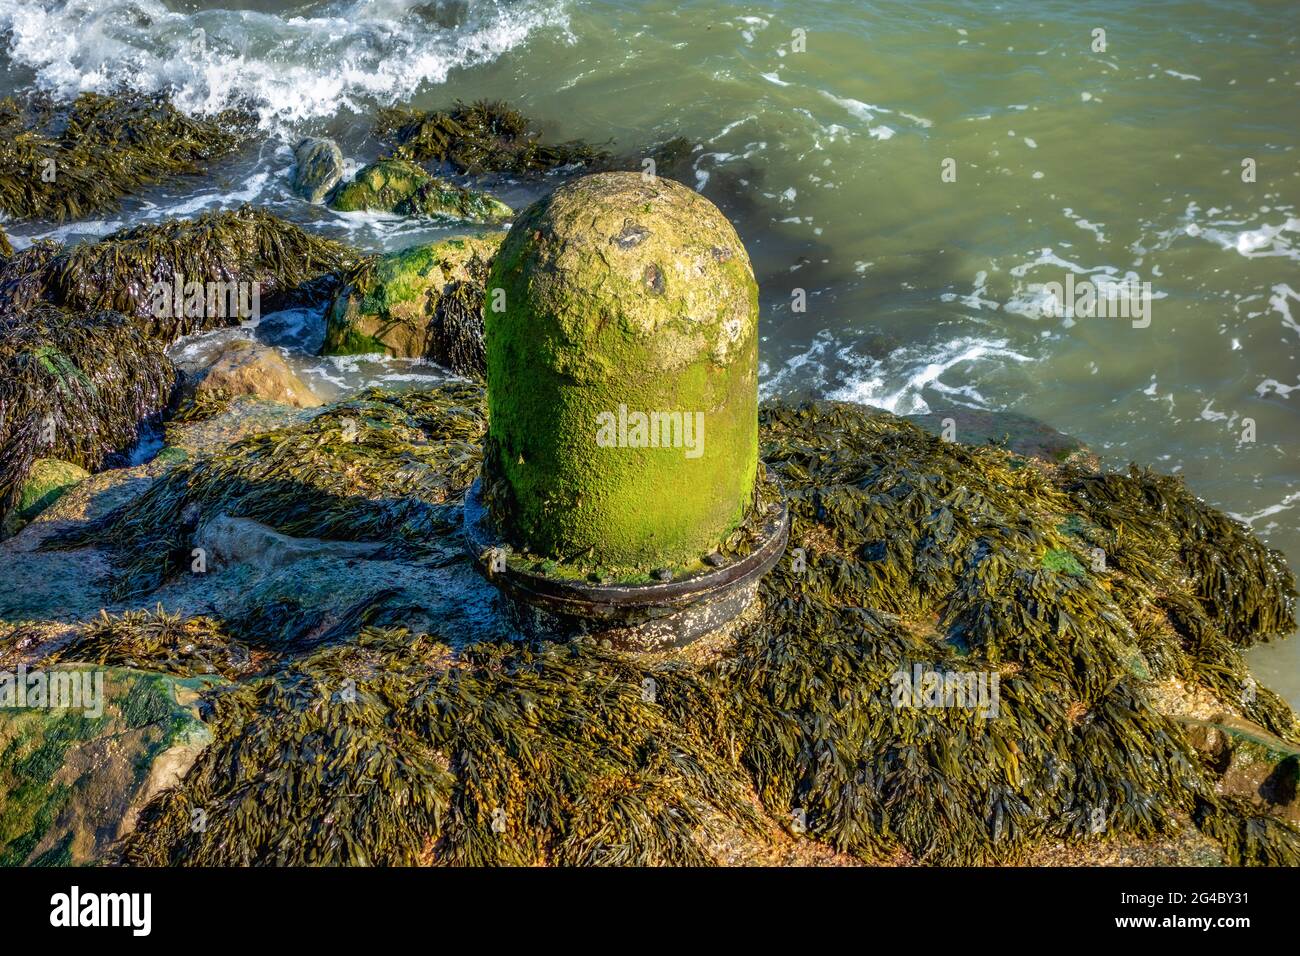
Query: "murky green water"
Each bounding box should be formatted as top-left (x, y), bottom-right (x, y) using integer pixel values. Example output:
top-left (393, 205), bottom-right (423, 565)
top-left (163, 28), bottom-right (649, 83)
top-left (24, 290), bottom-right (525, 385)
top-left (2, 0), bottom-right (1297, 700)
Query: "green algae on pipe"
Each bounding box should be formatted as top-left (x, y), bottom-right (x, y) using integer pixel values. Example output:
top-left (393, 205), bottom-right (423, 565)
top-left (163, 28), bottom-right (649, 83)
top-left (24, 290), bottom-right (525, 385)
top-left (484, 172), bottom-right (759, 572)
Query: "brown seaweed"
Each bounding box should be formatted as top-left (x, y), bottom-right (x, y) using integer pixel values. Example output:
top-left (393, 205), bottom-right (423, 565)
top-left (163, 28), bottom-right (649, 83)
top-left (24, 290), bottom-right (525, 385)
top-left (38, 390), bottom-right (1300, 866)
top-left (376, 100), bottom-right (610, 174)
top-left (0, 306), bottom-right (176, 512)
top-left (0, 91), bottom-right (250, 222)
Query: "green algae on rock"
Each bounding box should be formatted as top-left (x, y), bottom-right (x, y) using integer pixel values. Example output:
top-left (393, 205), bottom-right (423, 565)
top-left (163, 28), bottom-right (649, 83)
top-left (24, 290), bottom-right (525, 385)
top-left (324, 234), bottom-right (503, 375)
top-left (1, 459), bottom-right (89, 539)
top-left (0, 306), bottom-right (176, 514)
top-left (0, 666), bottom-right (218, 866)
top-left (484, 172), bottom-right (760, 573)
top-left (0, 91), bottom-right (248, 222)
top-left (0, 225), bottom-right (12, 260)
top-left (376, 99), bottom-right (610, 175)
top-left (330, 158), bottom-right (511, 222)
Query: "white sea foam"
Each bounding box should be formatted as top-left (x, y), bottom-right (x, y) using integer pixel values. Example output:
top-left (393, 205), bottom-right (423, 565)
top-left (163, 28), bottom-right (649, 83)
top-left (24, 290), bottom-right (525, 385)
top-left (819, 90), bottom-right (932, 133)
top-left (762, 331), bottom-right (1030, 416)
top-left (0, 0), bottom-right (568, 129)
top-left (1270, 283), bottom-right (1300, 336)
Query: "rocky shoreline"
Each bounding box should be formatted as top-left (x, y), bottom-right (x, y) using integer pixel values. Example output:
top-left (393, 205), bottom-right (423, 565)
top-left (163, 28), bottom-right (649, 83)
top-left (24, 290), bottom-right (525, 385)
top-left (0, 93), bottom-right (1297, 867)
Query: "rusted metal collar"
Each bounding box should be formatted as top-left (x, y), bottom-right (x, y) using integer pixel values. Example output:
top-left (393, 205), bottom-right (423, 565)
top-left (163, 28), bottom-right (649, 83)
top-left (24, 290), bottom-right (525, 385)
top-left (463, 476), bottom-right (789, 651)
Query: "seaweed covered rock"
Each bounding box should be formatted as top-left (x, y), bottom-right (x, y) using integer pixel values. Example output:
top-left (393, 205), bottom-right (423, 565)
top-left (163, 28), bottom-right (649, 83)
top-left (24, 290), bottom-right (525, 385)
top-left (0, 240), bottom-right (59, 316)
top-left (0, 667), bottom-right (217, 866)
top-left (119, 629), bottom-right (761, 866)
top-left (0, 225), bottom-right (12, 259)
top-left (53, 385), bottom-right (487, 599)
top-left (484, 172), bottom-right (759, 571)
top-left (375, 101), bottom-right (696, 184)
top-left (0, 306), bottom-right (176, 513)
top-left (911, 408), bottom-right (1091, 465)
top-left (0, 91), bottom-right (247, 222)
top-left (739, 401), bottom-right (1297, 863)
top-left (0, 206), bottom-right (359, 342)
top-left (18, 386), bottom-right (1300, 867)
top-left (189, 340), bottom-right (321, 410)
top-left (324, 234), bottom-right (503, 374)
top-left (377, 99), bottom-right (609, 174)
top-left (1, 459), bottom-right (89, 538)
top-left (330, 158), bottom-right (511, 222)
top-left (291, 137), bottom-right (344, 204)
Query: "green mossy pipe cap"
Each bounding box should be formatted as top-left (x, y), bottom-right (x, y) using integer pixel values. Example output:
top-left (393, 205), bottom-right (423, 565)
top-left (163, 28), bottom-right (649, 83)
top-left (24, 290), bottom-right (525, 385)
top-left (484, 172), bottom-right (760, 571)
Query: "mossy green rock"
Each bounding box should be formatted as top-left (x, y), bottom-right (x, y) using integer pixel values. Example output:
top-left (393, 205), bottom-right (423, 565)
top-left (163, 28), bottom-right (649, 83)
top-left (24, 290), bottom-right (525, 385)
top-left (2, 459), bottom-right (89, 538)
top-left (0, 667), bottom-right (218, 866)
top-left (329, 158), bottom-right (511, 222)
top-left (324, 234), bottom-right (503, 374)
top-left (485, 172), bottom-right (759, 570)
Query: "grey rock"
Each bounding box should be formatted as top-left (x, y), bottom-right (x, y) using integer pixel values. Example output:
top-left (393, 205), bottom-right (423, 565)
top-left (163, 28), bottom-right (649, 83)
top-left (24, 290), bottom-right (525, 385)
top-left (291, 137), bottom-right (345, 204)
top-left (194, 514), bottom-right (385, 572)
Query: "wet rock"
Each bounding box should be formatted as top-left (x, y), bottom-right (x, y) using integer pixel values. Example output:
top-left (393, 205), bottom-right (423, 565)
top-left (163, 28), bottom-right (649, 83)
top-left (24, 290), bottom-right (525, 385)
top-left (1180, 714), bottom-right (1300, 826)
top-left (189, 339), bottom-right (321, 409)
top-left (323, 233), bottom-right (503, 374)
top-left (0, 667), bottom-right (218, 865)
top-left (194, 514), bottom-right (386, 572)
top-left (909, 408), bottom-right (1090, 464)
top-left (164, 397), bottom-right (318, 458)
top-left (330, 158), bottom-right (512, 222)
top-left (1, 459), bottom-right (89, 539)
top-left (291, 137), bottom-right (345, 204)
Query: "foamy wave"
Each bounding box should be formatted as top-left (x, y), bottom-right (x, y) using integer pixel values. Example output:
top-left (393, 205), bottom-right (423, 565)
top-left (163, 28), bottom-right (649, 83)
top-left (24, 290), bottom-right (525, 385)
top-left (0, 0), bottom-right (568, 128)
top-left (762, 331), bottom-right (1030, 416)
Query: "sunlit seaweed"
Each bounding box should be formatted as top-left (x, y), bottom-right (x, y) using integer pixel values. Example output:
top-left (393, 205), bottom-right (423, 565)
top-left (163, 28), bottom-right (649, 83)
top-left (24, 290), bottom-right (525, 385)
top-left (50, 384), bottom-right (487, 598)
top-left (45, 607), bottom-right (262, 680)
top-left (168, 387), bottom-right (233, 425)
top-left (44, 390), bottom-right (1300, 865)
top-left (1193, 796), bottom-right (1300, 866)
top-left (0, 206), bottom-right (360, 342)
top-left (0, 240), bottom-right (60, 316)
top-left (118, 627), bottom-right (760, 866)
top-left (376, 100), bottom-right (610, 174)
top-left (0, 91), bottom-right (249, 222)
top-left (0, 306), bottom-right (176, 513)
